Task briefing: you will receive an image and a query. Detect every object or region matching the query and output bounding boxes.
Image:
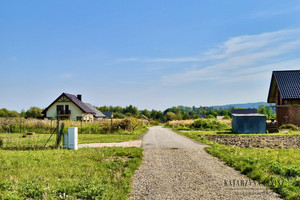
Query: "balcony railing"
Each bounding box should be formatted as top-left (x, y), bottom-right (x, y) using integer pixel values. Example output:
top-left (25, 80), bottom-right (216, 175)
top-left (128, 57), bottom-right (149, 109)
top-left (57, 110), bottom-right (71, 115)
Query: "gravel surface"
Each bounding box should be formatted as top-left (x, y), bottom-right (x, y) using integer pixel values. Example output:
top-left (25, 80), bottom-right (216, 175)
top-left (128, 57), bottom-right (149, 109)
top-left (130, 126), bottom-right (281, 200)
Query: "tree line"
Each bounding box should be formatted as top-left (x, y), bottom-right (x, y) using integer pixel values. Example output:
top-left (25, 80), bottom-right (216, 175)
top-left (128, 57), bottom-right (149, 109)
top-left (0, 107), bottom-right (43, 118)
top-left (0, 104), bottom-right (275, 121)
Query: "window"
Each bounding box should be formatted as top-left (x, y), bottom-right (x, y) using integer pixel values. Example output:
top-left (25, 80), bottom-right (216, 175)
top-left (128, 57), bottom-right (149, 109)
top-left (57, 105), bottom-right (64, 114)
top-left (76, 116), bottom-right (82, 121)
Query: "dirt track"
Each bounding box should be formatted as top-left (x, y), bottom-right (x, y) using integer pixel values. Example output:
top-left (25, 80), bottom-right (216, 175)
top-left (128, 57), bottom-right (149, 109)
top-left (130, 126), bottom-right (281, 200)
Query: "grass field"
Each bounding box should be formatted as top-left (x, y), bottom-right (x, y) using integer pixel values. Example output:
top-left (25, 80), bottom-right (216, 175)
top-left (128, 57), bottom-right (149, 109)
top-left (0, 127), bottom-right (148, 150)
top-left (178, 130), bottom-right (300, 200)
top-left (0, 147), bottom-right (143, 200)
top-left (207, 145), bottom-right (300, 200)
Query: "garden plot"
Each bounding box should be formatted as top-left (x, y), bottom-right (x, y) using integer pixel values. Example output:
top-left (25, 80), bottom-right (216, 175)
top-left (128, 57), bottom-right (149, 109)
top-left (203, 135), bottom-right (300, 148)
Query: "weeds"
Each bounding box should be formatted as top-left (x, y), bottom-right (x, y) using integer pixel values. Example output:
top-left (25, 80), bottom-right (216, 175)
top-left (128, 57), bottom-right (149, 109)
top-left (0, 117), bottom-right (148, 134)
top-left (279, 124), bottom-right (300, 131)
top-left (191, 119), bottom-right (230, 130)
top-left (166, 119), bottom-right (230, 131)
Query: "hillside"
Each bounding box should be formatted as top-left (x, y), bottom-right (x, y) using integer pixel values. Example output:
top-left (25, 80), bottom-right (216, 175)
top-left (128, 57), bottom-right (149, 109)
top-left (213, 102), bottom-right (268, 109)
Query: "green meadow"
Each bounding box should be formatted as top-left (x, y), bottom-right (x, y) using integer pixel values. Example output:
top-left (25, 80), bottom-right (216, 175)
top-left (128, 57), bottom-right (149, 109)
top-left (0, 147), bottom-right (143, 200)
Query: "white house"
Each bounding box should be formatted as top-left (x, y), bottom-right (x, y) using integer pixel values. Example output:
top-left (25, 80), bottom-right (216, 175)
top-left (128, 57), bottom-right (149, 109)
top-left (43, 93), bottom-right (105, 122)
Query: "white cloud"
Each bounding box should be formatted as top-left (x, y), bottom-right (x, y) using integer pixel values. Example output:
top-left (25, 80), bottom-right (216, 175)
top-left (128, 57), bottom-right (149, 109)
top-left (161, 29), bottom-right (300, 85)
top-left (252, 6), bottom-right (300, 18)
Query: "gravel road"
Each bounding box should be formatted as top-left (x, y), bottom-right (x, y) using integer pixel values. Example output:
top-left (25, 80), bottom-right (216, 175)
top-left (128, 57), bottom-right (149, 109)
top-left (130, 126), bottom-right (281, 200)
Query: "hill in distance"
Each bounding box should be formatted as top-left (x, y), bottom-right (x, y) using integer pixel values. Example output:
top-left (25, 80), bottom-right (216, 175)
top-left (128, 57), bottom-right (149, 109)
top-left (213, 102), bottom-right (268, 109)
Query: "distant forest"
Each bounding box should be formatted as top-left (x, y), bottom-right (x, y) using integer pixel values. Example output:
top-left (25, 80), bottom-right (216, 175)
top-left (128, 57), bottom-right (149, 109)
top-left (0, 104), bottom-right (275, 122)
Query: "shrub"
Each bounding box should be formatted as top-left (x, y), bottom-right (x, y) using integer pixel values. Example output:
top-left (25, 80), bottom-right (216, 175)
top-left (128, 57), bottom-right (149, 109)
top-left (0, 137), bottom-right (3, 148)
top-left (279, 124), bottom-right (300, 131)
top-left (205, 114), bottom-right (216, 119)
top-left (223, 115), bottom-right (231, 119)
top-left (191, 119), bottom-right (229, 131)
top-left (193, 115), bottom-right (199, 119)
top-left (150, 120), bottom-right (160, 126)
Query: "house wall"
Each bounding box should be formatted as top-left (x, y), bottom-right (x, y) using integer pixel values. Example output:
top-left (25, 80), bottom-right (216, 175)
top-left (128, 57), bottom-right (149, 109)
top-left (276, 104), bottom-right (300, 126)
top-left (46, 96), bottom-right (85, 121)
top-left (82, 113), bottom-right (94, 122)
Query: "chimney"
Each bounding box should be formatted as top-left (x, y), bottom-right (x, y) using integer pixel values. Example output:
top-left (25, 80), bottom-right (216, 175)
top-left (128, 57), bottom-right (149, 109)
top-left (77, 94), bottom-right (82, 101)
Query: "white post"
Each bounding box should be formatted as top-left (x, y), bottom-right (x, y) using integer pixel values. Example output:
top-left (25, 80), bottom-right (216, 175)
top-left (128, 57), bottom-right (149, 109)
top-left (68, 127), bottom-right (78, 150)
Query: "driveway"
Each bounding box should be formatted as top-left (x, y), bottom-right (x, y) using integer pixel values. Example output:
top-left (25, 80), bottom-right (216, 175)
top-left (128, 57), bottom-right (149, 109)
top-left (130, 126), bottom-right (281, 200)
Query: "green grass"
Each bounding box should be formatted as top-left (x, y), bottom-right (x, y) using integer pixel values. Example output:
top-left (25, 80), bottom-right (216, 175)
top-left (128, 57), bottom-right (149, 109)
top-left (79, 127), bottom-right (147, 144)
top-left (177, 130), bottom-right (300, 200)
top-left (79, 134), bottom-right (140, 144)
top-left (0, 147), bottom-right (143, 200)
top-left (0, 127), bottom-right (148, 150)
top-left (206, 145), bottom-right (300, 200)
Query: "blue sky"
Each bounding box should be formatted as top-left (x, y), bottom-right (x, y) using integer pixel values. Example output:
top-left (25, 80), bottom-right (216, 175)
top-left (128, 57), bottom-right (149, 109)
top-left (1, 1), bottom-right (300, 111)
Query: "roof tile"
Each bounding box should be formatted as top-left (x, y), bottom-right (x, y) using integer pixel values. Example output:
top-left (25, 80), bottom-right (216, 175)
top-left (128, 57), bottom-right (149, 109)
top-left (273, 70), bottom-right (300, 99)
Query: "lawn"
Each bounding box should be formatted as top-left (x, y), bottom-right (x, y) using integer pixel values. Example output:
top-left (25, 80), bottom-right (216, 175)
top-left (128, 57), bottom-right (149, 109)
top-left (0, 127), bottom-right (147, 150)
top-left (178, 130), bottom-right (300, 200)
top-left (0, 147), bottom-right (143, 200)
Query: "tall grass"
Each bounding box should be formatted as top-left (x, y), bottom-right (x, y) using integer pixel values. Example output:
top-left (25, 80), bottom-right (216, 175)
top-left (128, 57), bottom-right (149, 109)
top-left (166, 119), bottom-right (231, 131)
top-left (0, 117), bottom-right (148, 134)
top-left (0, 117), bottom-right (148, 150)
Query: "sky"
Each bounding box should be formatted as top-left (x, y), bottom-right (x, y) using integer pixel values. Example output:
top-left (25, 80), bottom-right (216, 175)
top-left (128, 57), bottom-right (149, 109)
top-left (1, 1), bottom-right (300, 111)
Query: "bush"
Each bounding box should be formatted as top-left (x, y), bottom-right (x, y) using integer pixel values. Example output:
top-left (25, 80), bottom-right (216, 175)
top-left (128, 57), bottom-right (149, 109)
top-left (150, 120), bottom-right (160, 126)
top-left (205, 114), bottom-right (216, 119)
top-left (191, 119), bottom-right (229, 131)
top-left (0, 138), bottom-right (3, 148)
top-left (223, 115), bottom-right (231, 119)
top-left (279, 124), bottom-right (300, 131)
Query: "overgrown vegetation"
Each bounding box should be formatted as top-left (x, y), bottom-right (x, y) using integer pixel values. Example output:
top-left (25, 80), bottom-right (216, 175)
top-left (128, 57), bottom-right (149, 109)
top-left (0, 117), bottom-right (147, 134)
top-left (166, 119), bottom-right (231, 131)
top-left (0, 147), bottom-right (143, 199)
top-left (279, 124), bottom-right (300, 131)
top-left (191, 119), bottom-right (230, 130)
top-left (0, 117), bottom-right (148, 150)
